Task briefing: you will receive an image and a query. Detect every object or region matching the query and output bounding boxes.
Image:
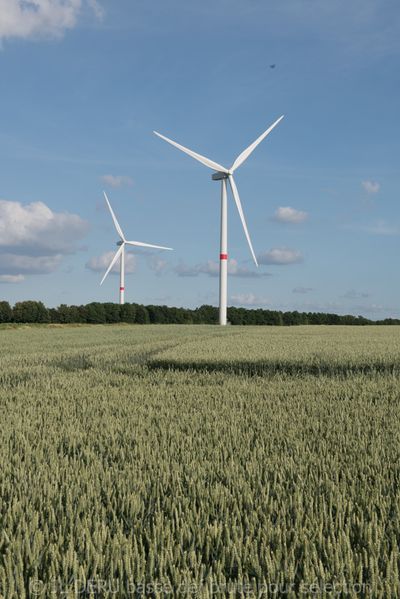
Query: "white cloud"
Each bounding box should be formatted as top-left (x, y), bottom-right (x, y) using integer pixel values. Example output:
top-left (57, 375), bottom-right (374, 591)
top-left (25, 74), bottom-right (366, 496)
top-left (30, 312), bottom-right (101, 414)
top-left (230, 293), bottom-right (271, 307)
top-left (174, 258), bottom-right (268, 278)
top-left (101, 175), bottom-right (134, 189)
top-left (273, 206), bottom-right (308, 224)
top-left (0, 274), bottom-right (25, 283)
top-left (0, 0), bottom-right (102, 41)
top-left (362, 180), bottom-right (380, 194)
top-left (258, 248), bottom-right (303, 265)
top-left (86, 251), bottom-right (137, 275)
top-left (0, 198), bottom-right (88, 279)
top-left (0, 199), bottom-right (89, 254)
top-left (0, 253), bottom-right (63, 275)
top-left (293, 286), bottom-right (313, 294)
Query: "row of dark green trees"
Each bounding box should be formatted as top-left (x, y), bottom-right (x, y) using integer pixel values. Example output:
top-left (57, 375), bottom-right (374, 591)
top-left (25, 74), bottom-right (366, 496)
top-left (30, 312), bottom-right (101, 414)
top-left (0, 300), bottom-right (399, 326)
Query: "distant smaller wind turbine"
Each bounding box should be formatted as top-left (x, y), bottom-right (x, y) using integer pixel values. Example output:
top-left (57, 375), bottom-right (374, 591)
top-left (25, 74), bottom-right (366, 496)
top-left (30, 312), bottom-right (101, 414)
top-left (100, 192), bottom-right (173, 304)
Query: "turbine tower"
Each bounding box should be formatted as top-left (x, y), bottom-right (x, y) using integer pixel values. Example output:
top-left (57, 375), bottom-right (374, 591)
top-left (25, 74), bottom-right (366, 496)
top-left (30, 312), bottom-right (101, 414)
top-left (100, 191), bottom-right (173, 304)
top-left (154, 115), bottom-right (284, 325)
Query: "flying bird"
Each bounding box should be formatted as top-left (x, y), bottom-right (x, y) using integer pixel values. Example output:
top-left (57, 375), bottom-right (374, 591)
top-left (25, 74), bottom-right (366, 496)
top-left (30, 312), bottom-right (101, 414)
top-left (269, 64), bottom-right (276, 69)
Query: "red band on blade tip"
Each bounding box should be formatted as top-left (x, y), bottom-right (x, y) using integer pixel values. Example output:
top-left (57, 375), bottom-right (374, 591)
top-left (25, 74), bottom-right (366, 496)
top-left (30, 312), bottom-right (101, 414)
top-left (220, 253), bottom-right (228, 260)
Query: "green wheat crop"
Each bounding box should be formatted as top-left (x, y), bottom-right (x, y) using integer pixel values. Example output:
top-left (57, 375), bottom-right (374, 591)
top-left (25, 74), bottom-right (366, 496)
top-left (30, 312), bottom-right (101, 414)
top-left (0, 325), bottom-right (399, 597)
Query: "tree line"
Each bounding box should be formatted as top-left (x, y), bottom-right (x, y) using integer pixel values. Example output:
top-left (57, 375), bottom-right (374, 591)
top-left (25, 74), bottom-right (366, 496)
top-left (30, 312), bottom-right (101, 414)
top-left (0, 300), bottom-right (399, 326)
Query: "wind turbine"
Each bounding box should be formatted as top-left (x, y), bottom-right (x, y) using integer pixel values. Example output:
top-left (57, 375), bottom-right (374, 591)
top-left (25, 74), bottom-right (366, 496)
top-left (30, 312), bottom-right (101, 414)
top-left (100, 191), bottom-right (173, 304)
top-left (154, 115), bottom-right (284, 325)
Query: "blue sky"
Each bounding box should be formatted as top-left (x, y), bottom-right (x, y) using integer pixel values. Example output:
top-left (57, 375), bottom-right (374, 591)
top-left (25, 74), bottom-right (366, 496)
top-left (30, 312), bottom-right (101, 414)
top-left (0, 0), bottom-right (399, 318)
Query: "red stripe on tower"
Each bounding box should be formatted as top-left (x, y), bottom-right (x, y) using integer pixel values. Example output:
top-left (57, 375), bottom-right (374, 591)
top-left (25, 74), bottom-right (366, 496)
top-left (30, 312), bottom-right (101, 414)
top-left (120, 287), bottom-right (125, 291)
top-left (220, 253), bottom-right (228, 260)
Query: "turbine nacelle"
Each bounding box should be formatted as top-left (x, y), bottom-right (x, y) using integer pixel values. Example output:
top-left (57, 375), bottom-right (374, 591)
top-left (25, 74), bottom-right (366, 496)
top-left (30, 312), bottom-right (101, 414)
top-left (212, 172), bottom-right (229, 181)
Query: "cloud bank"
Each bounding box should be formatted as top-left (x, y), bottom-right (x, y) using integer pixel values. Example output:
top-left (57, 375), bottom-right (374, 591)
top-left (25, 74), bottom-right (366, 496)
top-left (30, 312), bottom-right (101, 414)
top-left (0, 0), bottom-right (103, 41)
top-left (0, 199), bottom-right (88, 280)
top-left (0, 274), bottom-right (25, 284)
top-left (0, 253), bottom-right (63, 275)
top-left (0, 199), bottom-right (89, 254)
top-left (86, 251), bottom-right (137, 275)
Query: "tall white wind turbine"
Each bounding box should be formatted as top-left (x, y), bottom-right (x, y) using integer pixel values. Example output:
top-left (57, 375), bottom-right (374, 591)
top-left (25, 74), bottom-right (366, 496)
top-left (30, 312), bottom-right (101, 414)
top-left (154, 115), bottom-right (284, 325)
top-left (100, 191), bottom-right (173, 304)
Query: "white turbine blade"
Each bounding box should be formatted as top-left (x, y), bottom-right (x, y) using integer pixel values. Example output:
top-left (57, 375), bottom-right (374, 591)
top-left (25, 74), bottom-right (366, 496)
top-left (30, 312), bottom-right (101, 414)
top-left (154, 131), bottom-right (229, 173)
top-left (228, 176), bottom-right (258, 266)
top-left (100, 244), bottom-right (124, 285)
top-left (230, 115), bottom-right (284, 173)
top-left (125, 240), bottom-right (173, 251)
top-left (103, 191), bottom-right (125, 241)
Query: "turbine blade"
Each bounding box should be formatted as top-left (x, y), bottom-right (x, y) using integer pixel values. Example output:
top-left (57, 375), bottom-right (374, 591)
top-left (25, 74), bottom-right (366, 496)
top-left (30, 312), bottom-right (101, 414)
top-left (100, 244), bottom-right (124, 285)
top-left (154, 131), bottom-right (229, 173)
top-left (103, 191), bottom-right (125, 241)
top-left (125, 240), bottom-right (173, 251)
top-left (230, 115), bottom-right (284, 173)
top-left (228, 176), bottom-right (258, 266)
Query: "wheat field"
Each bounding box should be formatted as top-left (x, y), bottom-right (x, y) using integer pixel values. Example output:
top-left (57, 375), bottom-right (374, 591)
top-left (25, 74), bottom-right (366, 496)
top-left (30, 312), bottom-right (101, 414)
top-left (0, 325), bottom-right (399, 597)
